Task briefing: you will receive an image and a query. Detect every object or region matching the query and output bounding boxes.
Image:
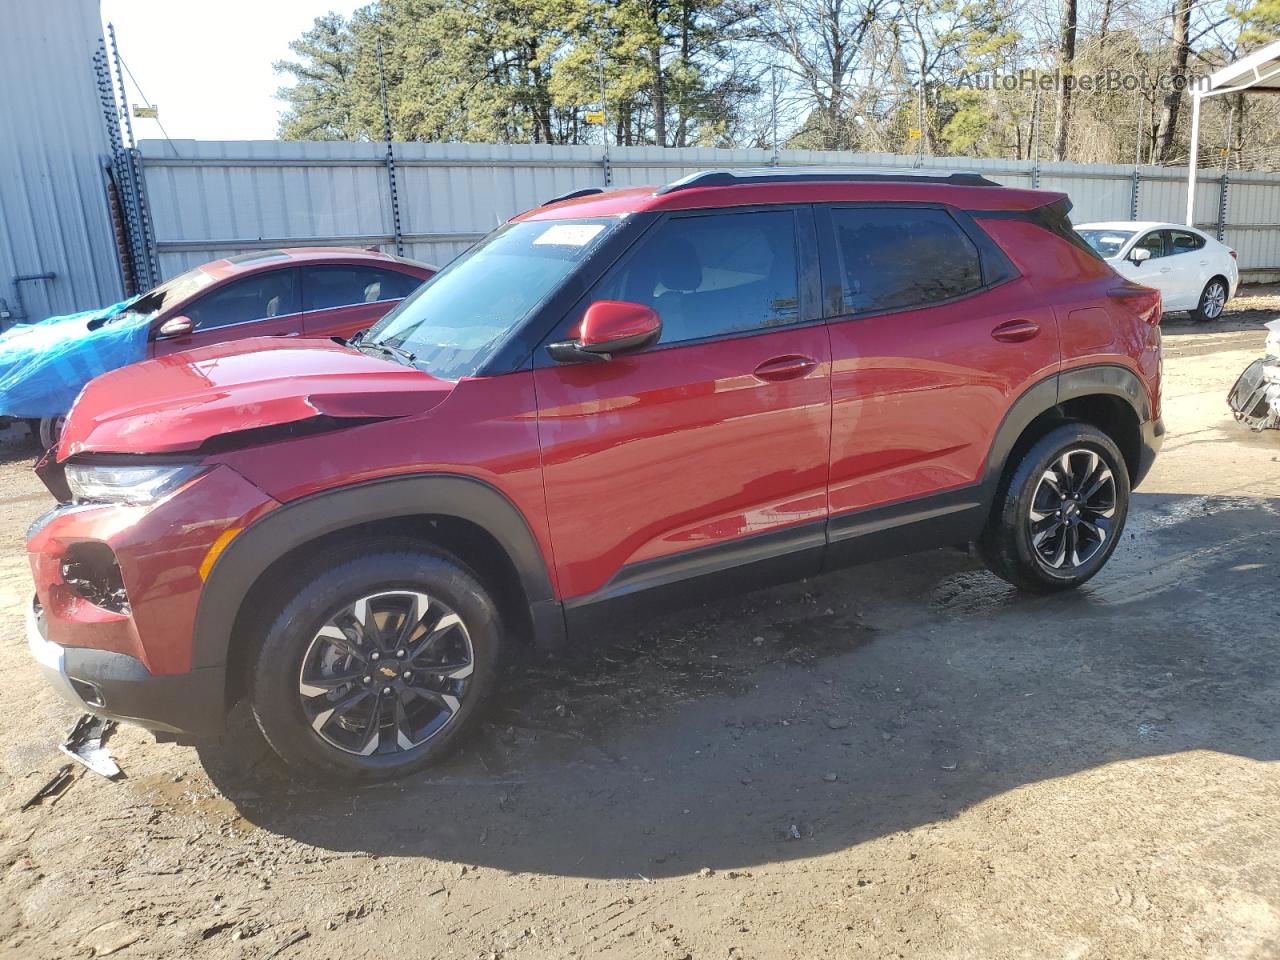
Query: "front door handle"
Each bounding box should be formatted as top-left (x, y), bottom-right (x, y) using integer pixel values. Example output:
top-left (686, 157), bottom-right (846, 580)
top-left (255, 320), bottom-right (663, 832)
top-left (991, 319), bottom-right (1040, 343)
top-left (753, 355), bottom-right (818, 381)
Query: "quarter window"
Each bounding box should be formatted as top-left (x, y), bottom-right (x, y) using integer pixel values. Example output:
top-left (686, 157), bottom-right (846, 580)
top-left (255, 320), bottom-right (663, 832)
top-left (302, 265), bottom-right (422, 311)
top-left (827, 207), bottom-right (982, 314)
top-left (183, 269), bottom-right (300, 331)
top-left (589, 210), bottom-right (800, 345)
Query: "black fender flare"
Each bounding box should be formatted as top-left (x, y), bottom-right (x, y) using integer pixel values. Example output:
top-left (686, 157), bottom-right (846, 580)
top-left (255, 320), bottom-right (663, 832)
top-left (191, 474), bottom-right (565, 679)
top-left (979, 364), bottom-right (1155, 500)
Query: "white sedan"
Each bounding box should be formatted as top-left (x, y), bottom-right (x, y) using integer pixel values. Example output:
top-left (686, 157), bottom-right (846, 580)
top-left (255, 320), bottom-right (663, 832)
top-left (1076, 221), bottom-right (1239, 322)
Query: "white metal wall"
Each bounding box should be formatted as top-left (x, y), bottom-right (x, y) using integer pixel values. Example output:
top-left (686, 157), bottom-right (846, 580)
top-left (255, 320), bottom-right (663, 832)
top-left (0, 0), bottom-right (123, 323)
top-left (138, 139), bottom-right (1280, 278)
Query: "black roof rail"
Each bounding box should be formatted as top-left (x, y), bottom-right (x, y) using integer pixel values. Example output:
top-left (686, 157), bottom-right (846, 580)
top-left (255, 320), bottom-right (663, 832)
top-left (542, 187), bottom-right (606, 206)
top-left (655, 167), bottom-right (1001, 195)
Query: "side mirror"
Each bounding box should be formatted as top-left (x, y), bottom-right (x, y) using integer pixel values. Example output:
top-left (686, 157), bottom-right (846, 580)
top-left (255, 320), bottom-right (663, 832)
top-left (1129, 247), bottom-right (1153, 264)
top-left (547, 301), bottom-right (662, 364)
top-left (157, 315), bottom-right (194, 338)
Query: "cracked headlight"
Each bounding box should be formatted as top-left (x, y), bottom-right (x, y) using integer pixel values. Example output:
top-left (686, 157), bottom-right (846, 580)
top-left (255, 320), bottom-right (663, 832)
top-left (65, 462), bottom-right (204, 505)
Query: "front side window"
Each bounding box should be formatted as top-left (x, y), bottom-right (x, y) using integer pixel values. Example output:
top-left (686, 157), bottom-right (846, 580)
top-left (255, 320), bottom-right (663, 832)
top-left (1133, 231), bottom-right (1166, 259)
top-left (367, 218), bottom-right (619, 380)
top-left (183, 269), bottom-right (300, 331)
top-left (828, 207), bottom-right (981, 315)
top-left (303, 265), bottom-right (422, 311)
top-left (588, 210), bottom-right (800, 344)
top-left (1167, 230), bottom-right (1206, 255)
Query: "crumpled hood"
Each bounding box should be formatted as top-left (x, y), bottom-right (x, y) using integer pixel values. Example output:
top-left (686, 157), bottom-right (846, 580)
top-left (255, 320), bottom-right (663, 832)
top-left (59, 337), bottom-right (454, 458)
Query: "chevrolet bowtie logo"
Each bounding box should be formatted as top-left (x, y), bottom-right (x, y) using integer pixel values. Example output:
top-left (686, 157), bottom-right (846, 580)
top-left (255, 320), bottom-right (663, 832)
top-left (378, 665), bottom-right (398, 680)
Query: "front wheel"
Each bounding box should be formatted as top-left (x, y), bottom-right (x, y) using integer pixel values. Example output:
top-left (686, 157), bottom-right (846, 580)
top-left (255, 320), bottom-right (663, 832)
top-left (1191, 277), bottom-right (1228, 323)
top-left (37, 415), bottom-right (65, 450)
top-left (980, 423), bottom-right (1130, 593)
top-left (249, 540), bottom-right (504, 781)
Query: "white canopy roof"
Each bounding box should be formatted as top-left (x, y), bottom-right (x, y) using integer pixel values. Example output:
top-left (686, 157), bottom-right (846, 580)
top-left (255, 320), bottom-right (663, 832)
top-left (1186, 40), bottom-right (1280, 225)
top-left (1205, 39), bottom-right (1280, 93)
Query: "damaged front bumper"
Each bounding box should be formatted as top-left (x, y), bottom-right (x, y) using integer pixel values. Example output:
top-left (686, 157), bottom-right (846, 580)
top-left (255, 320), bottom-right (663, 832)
top-left (1228, 356), bottom-right (1280, 431)
top-left (26, 594), bottom-right (226, 738)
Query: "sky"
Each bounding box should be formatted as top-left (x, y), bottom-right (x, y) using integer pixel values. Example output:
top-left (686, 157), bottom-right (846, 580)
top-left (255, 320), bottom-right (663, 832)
top-left (100, 0), bottom-right (361, 141)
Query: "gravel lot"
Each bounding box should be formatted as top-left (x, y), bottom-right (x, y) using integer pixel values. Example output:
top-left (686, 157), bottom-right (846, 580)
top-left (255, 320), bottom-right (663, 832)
top-left (0, 298), bottom-right (1277, 960)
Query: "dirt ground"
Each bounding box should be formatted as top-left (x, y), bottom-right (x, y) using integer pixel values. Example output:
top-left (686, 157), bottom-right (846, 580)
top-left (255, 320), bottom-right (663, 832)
top-left (1, 294), bottom-right (1278, 960)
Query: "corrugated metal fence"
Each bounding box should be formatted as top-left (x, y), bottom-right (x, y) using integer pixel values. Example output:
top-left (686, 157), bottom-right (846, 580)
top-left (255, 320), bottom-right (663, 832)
top-left (0, 0), bottom-right (125, 324)
top-left (138, 139), bottom-right (1280, 280)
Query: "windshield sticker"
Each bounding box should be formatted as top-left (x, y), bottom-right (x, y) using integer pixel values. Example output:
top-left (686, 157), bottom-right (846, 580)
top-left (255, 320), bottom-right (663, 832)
top-left (533, 223), bottom-right (606, 247)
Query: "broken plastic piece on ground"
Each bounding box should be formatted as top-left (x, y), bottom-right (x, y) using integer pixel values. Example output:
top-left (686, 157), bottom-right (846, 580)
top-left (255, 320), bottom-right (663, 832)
top-left (22, 762), bottom-right (77, 809)
top-left (59, 714), bottom-right (122, 780)
top-left (1227, 357), bottom-right (1280, 431)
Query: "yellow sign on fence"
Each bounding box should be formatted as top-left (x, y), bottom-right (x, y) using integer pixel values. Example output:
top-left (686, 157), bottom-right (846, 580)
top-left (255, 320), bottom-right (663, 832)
top-left (585, 110), bottom-right (605, 125)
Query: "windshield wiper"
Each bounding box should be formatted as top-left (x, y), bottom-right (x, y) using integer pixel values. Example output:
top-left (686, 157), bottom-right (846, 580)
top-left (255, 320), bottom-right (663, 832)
top-left (356, 339), bottom-right (417, 367)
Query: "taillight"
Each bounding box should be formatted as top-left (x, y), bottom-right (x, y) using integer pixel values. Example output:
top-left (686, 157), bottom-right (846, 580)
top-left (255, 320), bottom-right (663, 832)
top-left (1229, 249), bottom-right (1238, 259)
top-left (1108, 284), bottom-right (1162, 325)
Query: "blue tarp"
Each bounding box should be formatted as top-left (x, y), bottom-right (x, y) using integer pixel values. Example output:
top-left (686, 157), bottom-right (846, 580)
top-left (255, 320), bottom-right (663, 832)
top-left (0, 298), bottom-right (151, 419)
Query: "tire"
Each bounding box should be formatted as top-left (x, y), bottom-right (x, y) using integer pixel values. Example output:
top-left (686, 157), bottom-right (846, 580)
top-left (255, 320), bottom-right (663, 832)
top-left (249, 539), bottom-right (504, 781)
top-left (979, 423), bottom-right (1130, 593)
top-left (37, 415), bottom-right (65, 450)
top-left (1191, 277), bottom-right (1228, 323)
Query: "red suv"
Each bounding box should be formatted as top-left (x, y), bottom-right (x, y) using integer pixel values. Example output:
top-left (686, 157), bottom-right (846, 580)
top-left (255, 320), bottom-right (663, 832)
top-left (26, 170), bottom-right (1163, 780)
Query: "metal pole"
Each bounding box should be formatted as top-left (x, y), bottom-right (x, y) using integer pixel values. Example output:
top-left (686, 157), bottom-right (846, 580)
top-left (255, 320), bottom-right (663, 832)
top-left (377, 41), bottom-right (404, 256)
top-left (771, 65), bottom-right (779, 165)
top-left (1134, 94), bottom-right (1142, 166)
top-left (1031, 88), bottom-right (1041, 188)
top-left (599, 58), bottom-right (611, 186)
top-left (1216, 173), bottom-right (1229, 242)
top-left (107, 23), bottom-right (135, 150)
top-left (1186, 90), bottom-right (1201, 226)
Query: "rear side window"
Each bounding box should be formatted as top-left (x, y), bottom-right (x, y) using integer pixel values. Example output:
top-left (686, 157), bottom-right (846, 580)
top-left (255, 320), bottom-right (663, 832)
top-left (827, 207), bottom-right (981, 314)
top-left (589, 210), bottom-right (800, 344)
top-left (184, 269), bottom-right (300, 330)
top-left (1167, 230), bottom-right (1206, 254)
top-left (303, 265), bottom-right (421, 311)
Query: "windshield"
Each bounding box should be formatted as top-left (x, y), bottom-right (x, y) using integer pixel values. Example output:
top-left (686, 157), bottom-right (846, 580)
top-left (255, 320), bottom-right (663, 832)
top-left (101, 266), bottom-right (218, 327)
top-left (365, 218), bottom-right (620, 380)
top-left (1078, 229), bottom-right (1135, 259)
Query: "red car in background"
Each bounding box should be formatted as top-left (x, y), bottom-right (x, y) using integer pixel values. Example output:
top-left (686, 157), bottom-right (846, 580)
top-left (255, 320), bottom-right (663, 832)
top-left (24, 248), bottom-right (434, 446)
top-left (142, 247), bottom-right (436, 355)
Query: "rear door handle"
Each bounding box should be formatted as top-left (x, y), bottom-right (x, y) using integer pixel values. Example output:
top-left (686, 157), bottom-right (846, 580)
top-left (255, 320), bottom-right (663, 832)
top-left (991, 319), bottom-right (1040, 343)
top-left (1159, 267), bottom-right (1172, 273)
top-left (753, 355), bottom-right (818, 381)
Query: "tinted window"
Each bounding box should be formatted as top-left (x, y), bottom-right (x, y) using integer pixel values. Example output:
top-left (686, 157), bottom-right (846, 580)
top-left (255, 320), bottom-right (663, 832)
top-left (1134, 231), bottom-right (1166, 259)
top-left (590, 210), bottom-right (799, 344)
top-left (303, 265), bottom-right (422, 311)
top-left (828, 207), bottom-right (981, 314)
top-left (1167, 230), bottom-right (1206, 254)
top-left (184, 270), bottom-right (300, 331)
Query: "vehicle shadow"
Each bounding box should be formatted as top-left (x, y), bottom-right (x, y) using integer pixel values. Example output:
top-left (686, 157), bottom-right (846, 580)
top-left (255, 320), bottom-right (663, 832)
top-left (199, 490), bottom-right (1279, 879)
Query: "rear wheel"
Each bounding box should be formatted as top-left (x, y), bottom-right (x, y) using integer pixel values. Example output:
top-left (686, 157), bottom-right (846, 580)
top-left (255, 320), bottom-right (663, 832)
top-left (980, 423), bottom-right (1130, 593)
top-left (1191, 277), bottom-right (1228, 323)
top-left (249, 540), bottom-right (504, 781)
